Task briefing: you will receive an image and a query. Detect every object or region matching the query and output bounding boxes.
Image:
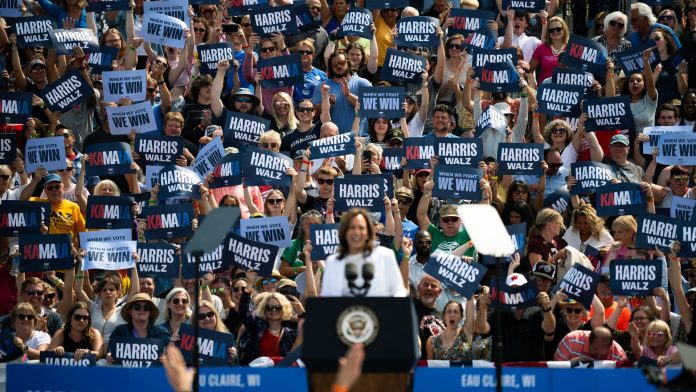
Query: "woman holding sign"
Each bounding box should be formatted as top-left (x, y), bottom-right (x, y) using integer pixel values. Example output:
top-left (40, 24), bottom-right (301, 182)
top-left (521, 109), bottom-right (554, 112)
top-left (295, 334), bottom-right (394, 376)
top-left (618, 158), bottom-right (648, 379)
top-left (530, 17), bottom-right (569, 84)
top-left (650, 28), bottom-right (688, 106)
top-left (159, 288), bottom-right (192, 342)
top-left (632, 319), bottom-right (681, 366)
top-left (197, 299), bottom-right (239, 364)
top-left (47, 302), bottom-right (103, 360)
top-left (36, 0), bottom-right (88, 29)
top-left (7, 303), bottom-right (49, 360)
top-left (619, 47), bottom-right (658, 134)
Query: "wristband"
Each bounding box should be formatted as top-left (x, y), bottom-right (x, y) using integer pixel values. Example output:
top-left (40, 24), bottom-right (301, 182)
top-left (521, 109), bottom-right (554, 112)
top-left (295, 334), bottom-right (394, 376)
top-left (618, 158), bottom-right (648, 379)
top-left (148, 200), bottom-right (157, 205)
top-left (332, 385), bottom-right (349, 392)
top-left (157, 80), bottom-right (165, 85)
top-left (302, 160), bottom-right (310, 165)
top-left (129, 45), bottom-right (137, 51)
top-left (466, 80), bottom-right (473, 85)
top-left (318, 267), bottom-right (324, 274)
top-left (201, 285), bottom-right (208, 290)
top-left (326, 210), bottom-right (334, 214)
top-left (533, 113), bottom-right (541, 118)
top-left (75, 274), bottom-right (84, 279)
top-left (17, 170), bottom-right (24, 174)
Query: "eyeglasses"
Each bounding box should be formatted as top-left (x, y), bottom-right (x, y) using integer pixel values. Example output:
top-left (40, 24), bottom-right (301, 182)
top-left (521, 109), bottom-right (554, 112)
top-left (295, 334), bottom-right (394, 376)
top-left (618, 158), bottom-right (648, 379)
top-left (73, 314), bottom-right (90, 322)
top-left (267, 198), bottom-right (284, 205)
top-left (551, 128), bottom-right (567, 135)
top-left (265, 305), bottom-right (282, 312)
top-left (309, 5), bottom-right (321, 11)
top-left (565, 307), bottom-right (583, 314)
top-left (236, 97), bottom-right (253, 103)
top-left (16, 314), bottom-right (35, 321)
top-left (274, 101), bottom-right (289, 108)
top-left (260, 46), bottom-right (276, 53)
top-left (332, 60), bottom-right (348, 67)
top-left (132, 303), bottom-right (152, 312)
top-left (44, 293), bottom-right (56, 300)
top-left (198, 311), bottom-right (216, 320)
top-left (297, 50), bottom-right (313, 55)
top-left (297, 107), bottom-right (313, 113)
top-left (262, 278), bottom-right (278, 285)
top-left (317, 178), bottom-right (334, 185)
top-left (673, 175), bottom-right (689, 182)
top-left (45, 185), bottom-right (61, 192)
top-left (441, 217), bottom-right (459, 224)
top-left (396, 197), bottom-right (413, 204)
top-left (147, 87), bottom-right (157, 93)
top-left (58, 167), bottom-right (73, 172)
top-left (0, 174), bottom-right (10, 180)
top-left (648, 331), bottom-right (666, 338)
top-left (652, 35), bottom-right (663, 41)
top-left (609, 20), bottom-right (625, 29)
top-left (26, 290), bottom-right (44, 297)
top-left (633, 316), bottom-right (650, 321)
top-left (261, 142), bottom-right (278, 149)
top-left (232, 286), bottom-right (245, 293)
top-left (448, 44), bottom-right (463, 50)
top-left (193, 27), bottom-right (207, 33)
top-left (171, 297), bottom-right (189, 305)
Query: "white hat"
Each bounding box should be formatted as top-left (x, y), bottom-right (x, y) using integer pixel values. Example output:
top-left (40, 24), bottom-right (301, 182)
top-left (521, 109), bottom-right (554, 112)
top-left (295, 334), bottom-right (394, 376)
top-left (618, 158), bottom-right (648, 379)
top-left (493, 102), bottom-right (513, 115)
top-left (249, 357), bottom-right (275, 368)
top-left (506, 273), bottom-right (527, 287)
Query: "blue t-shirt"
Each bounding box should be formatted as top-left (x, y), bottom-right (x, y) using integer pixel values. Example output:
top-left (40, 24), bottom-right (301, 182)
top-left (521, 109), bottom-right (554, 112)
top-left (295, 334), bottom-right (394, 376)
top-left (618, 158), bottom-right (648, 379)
top-left (311, 75), bottom-right (371, 134)
top-left (294, 67), bottom-right (327, 103)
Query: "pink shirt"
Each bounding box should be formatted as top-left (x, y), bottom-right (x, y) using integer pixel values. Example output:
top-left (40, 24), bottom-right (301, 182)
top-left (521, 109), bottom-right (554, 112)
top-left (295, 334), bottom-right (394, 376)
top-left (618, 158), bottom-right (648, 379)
top-left (211, 185), bottom-right (263, 219)
top-left (642, 345), bottom-right (678, 360)
top-left (532, 43), bottom-right (561, 84)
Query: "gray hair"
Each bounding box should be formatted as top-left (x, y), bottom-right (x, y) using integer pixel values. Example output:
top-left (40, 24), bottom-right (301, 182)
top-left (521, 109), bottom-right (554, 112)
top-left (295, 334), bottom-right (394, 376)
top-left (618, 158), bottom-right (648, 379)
top-left (631, 3), bottom-right (657, 25)
top-left (604, 11), bottom-right (628, 36)
top-left (164, 287), bottom-right (192, 321)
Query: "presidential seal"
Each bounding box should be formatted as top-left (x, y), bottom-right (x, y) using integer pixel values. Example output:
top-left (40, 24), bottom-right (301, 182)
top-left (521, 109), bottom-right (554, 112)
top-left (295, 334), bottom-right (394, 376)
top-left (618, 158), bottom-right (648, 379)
top-left (336, 305), bottom-right (379, 346)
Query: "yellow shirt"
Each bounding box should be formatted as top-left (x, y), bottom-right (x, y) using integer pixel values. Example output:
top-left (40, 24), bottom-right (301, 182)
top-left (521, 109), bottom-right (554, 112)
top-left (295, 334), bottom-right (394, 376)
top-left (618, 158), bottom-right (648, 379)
top-left (375, 17), bottom-right (393, 67)
top-left (30, 197), bottom-right (86, 248)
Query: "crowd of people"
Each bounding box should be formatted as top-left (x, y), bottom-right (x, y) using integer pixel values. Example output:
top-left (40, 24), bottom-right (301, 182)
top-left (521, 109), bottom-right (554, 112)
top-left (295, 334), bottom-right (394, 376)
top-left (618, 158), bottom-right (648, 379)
top-left (2, 0), bottom-right (696, 382)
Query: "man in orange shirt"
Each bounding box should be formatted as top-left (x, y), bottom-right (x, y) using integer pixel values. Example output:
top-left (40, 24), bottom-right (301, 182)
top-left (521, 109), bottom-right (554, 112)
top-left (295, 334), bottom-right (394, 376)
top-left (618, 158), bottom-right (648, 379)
top-left (589, 274), bottom-right (631, 331)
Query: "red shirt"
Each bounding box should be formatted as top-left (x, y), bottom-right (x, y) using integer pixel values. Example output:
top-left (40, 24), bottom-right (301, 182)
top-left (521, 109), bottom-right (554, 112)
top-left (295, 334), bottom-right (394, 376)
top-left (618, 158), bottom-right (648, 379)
top-left (0, 264), bottom-right (17, 316)
top-left (259, 329), bottom-right (280, 358)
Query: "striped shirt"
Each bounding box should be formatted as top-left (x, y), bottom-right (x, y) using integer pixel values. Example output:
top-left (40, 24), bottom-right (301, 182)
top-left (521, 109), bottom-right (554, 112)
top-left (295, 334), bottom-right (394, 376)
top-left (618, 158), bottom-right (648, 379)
top-left (554, 330), bottom-right (627, 362)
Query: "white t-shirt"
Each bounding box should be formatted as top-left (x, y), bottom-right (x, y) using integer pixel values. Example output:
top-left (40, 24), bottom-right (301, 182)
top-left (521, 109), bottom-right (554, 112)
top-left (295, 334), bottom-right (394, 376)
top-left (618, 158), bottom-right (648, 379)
top-left (89, 301), bottom-right (126, 344)
top-left (631, 93), bottom-right (658, 134)
top-left (562, 228), bottom-right (614, 253)
top-left (321, 246), bottom-right (408, 297)
top-left (22, 330), bottom-right (51, 349)
top-left (497, 33), bottom-right (541, 63)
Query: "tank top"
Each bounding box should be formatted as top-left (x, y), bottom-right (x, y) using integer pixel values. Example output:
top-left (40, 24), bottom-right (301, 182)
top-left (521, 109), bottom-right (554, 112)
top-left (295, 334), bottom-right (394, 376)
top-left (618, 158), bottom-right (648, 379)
top-left (431, 330), bottom-right (472, 361)
top-left (62, 332), bottom-right (93, 352)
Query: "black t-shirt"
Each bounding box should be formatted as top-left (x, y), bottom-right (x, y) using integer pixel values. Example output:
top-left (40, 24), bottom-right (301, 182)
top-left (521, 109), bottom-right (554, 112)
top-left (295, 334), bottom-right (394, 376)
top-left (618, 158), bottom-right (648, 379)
top-left (486, 308), bottom-right (546, 362)
top-left (82, 128), bottom-right (131, 193)
top-left (414, 300), bottom-right (444, 360)
top-left (280, 122), bottom-right (321, 155)
top-left (181, 102), bottom-right (212, 145)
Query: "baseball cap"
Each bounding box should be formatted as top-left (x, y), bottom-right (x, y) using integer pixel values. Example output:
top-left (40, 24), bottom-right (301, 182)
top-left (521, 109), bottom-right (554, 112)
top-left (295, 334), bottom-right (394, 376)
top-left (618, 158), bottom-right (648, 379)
top-left (439, 204), bottom-right (459, 218)
top-left (506, 273), bottom-right (527, 287)
top-left (415, 168), bottom-right (431, 177)
top-left (682, 259), bottom-right (696, 272)
top-left (532, 261), bottom-right (556, 281)
top-left (610, 134), bottom-right (629, 146)
top-left (44, 174), bottom-right (61, 184)
top-left (386, 128), bottom-right (404, 142)
top-left (493, 102), bottom-right (513, 115)
top-left (395, 187), bottom-right (414, 200)
top-left (29, 59), bottom-right (46, 68)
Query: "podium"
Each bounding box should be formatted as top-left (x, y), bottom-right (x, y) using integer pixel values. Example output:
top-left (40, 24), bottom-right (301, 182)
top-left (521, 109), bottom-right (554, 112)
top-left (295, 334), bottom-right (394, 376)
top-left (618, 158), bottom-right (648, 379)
top-left (302, 297), bottom-right (419, 392)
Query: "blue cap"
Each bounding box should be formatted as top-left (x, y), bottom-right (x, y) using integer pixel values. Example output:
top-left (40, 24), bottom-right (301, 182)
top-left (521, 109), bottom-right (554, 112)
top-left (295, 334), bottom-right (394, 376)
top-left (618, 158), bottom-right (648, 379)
top-left (44, 174), bottom-right (61, 184)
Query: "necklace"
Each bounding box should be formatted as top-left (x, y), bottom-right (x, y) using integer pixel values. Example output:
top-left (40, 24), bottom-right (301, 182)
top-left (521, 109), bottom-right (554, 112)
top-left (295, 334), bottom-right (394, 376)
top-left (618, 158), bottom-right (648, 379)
top-left (551, 44), bottom-right (565, 56)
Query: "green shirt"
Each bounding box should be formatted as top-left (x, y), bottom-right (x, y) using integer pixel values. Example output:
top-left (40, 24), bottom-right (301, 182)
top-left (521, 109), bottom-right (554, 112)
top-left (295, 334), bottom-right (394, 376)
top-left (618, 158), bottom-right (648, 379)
top-left (281, 238), bottom-right (304, 269)
top-left (428, 223), bottom-right (475, 257)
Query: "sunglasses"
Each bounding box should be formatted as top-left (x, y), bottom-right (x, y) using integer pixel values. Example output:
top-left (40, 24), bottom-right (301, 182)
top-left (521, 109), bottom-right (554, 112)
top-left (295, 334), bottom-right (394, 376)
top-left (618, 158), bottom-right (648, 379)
top-left (317, 178), bottom-right (334, 185)
top-left (44, 293), bottom-right (56, 300)
top-left (193, 27), bottom-right (206, 33)
top-left (297, 107), bottom-right (313, 113)
top-left (210, 287), bottom-right (226, 295)
top-left (417, 240), bottom-right (432, 245)
top-left (689, 6), bottom-right (696, 12)
top-left (658, 15), bottom-right (674, 21)
top-left (396, 197), bottom-right (413, 204)
top-left (61, 133), bottom-right (71, 138)
top-left (565, 307), bottom-right (583, 314)
top-left (26, 290), bottom-right (44, 297)
top-left (0, 174), bottom-right (10, 180)
top-left (265, 305), bottom-right (282, 312)
top-left (416, 172), bottom-right (429, 178)
top-left (147, 87), bottom-right (157, 93)
top-left (132, 303), bottom-right (152, 312)
top-left (548, 162), bottom-right (563, 169)
top-left (648, 331), bottom-right (666, 338)
top-left (58, 167), bottom-right (74, 172)
top-left (232, 286), bottom-right (245, 293)
top-left (201, 8), bottom-right (215, 14)
top-left (261, 142), bottom-right (278, 149)
top-left (441, 217), bottom-right (459, 224)
top-left (332, 60), bottom-right (348, 67)
top-left (389, 140), bottom-right (403, 147)
top-left (154, 59), bottom-right (168, 67)
top-left (236, 97), bottom-right (253, 103)
top-left (673, 175), bottom-right (689, 182)
top-left (309, 5), bottom-right (321, 10)
top-left (551, 128), bottom-right (567, 135)
top-left (260, 46), bottom-right (276, 53)
top-left (198, 311), bottom-right (216, 320)
top-left (241, 22), bottom-right (252, 27)
top-left (45, 185), bottom-right (61, 192)
top-left (448, 44), bottom-right (463, 50)
top-left (548, 27), bottom-right (563, 34)
top-left (172, 297), bottom-right (189, 305)
top-left (274, 101), bottom-right (289, 108)
top-left (652, 35), bottom-right (663, 41)
top-left (297, 50), bottom-right (313, 55)
top-left (73, 314), bottom-right (90, 322)
top-left (267, 198), bottom-right (284, 205)
top-left (16, 314), bottom-right (35, 321)
top-left (609, 20), bottom-right (625, 28)
top-left (262, 278), bottom-right (278, 285)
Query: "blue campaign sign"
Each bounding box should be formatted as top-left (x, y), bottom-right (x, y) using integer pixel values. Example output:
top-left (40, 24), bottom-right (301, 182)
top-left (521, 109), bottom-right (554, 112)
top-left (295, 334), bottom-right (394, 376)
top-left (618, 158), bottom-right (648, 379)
top-left (641, 125), bottom-right (693, 155)
top-left (424, 252), bottom-right (487, 298)
top-left (177, 323), bottom-right (237, 366)
top-left (359, 86), bottom-right (405, 118)
top-left (85, 142), bottom-right (134, 177)
top-left (105, 101), bottom-right (158, 135)
top-left (242, 146), bottom-right (292, 187)
top-left (679, 222), bottom-right (696, 257)
top-left (595, 182), bottom-right (645, 217)
top-left (464, 26), bottom-right (496, 57)
top-left (0, 0), bottom-right (20, 17)
top-left (343, 173), bottom-right (394, 198)
top-left (414, 367), bottom-right (552, 391)
top-left (559, 264), bottom-right (600, 308)
top-left (0, 200), bottom-right (49, 236)
top-left (482, 223), bottom-right (527, 264)
top-left (86, 47), bottom-right (120, 73)
top-left (636, 213), bottom-right (678, 252)
top-left (223, 233), bottom-right (279, 277)
top-left (561, 34), bottom-right (608, 76)
top-left (137, 242), bottom-right (180, 278)
top-left (552, 68), bottom-right (596, 98)
top-left (671, 195), bottom-right (696, 221)
top-left (82, 240), bottom-right (136, 271)
top-left (182, 244), bottom-right (227, 278)
top-left (337, 7), bottom-right (373, 39)
top-left (258, 54), bottom-right (303, 88)
top-left (308, 132), bottom-right (356, 159)
top-left (365, 0), bottom-right (408, 8)
top-left (310, 223), bottom-right (339, 260)
top-left (224, 110), bottom-right (271, 148)
top-left (227, 0), bottom-right (269, 16)
top-left (380, 48), bottom-right (427, 84)
top-left (614, 40), bottom-right (660, 76)
top-left (240, 215), bottom-right (292, 248)
top-left (85, 195), bottom-right (135, 229)
top-left (0, 132), bottom-right (17, 164)
top-left (192, 137), bottom-right (225, 180)
top-left (157, 165), bottom-right (201, 201)
top-left (403, 137), bottom-right (434, 170)
top-left (381, 147), bottom-right (403, 177)
top-left (141, 203), bottom-right (194, 240)
top-left (611, 259), bottom-right (662, 296)
top-left (472, 48), bottom-right (517, 78)
top-left (490, 278), bottom-right (539, 310)
top-left (448, 9), bottom-right (494, 36)
top-left (251, 5), bottom-right (297, 38)
top-left (661, 45), bottom-right (694, 75)
top-left (109, 337), bottom-right (166, 368)
top-left (41, 70), bottom-right (94, 113)
top-left (198, 43), bottom-right (235, 75)
top-left (435, 138), bottom-right (482, 167)
top-left (142, 12), bottom-right (188, 48)
top-left (479, 61), bottom-right (521, 93)
top-left (102, 69), bottom-right (148, 103)
top-left (333, 176), bottom-right (386, 214)
top-left (24, 136), bottom-right (67, 173)
top-left (394, 16), bottom-right (439, 48)
top-left (502, 0), bottom-right (545, 11)
top-left (86, 0), bottom-right (130, 12)
top-left (134, 134), bottom-right (183, 166)
top-left (497, 143), bottom-right (544, 176)
top-left (0, 330), bottom-right (24, 363)
top-left (570, 161), bottom-right (615, 195)
top-left (209, 153), bottom-right (243, 189)
top-left (48, 28), bottom-right (100, 55)
top-left (433, 166), bottom-right (483, 201)
top-left (582, 96), bottom-right (634, 132)
top-left (537, 84), bottom-right (584, 116)
top-left (544, 188), bottom-right (571, 214)
top-left (657, 132), bottom-right (696, 166)
top-left (475, 105), bottom-right (508, 137)
top-left (294, 4), bottom-right (320, 33)
top-left (40, 351), bottom-right (97, 366)
top-left (0, 92), bottom-right (32, 123)
top-left (19, 234), bottom-right (73, 273)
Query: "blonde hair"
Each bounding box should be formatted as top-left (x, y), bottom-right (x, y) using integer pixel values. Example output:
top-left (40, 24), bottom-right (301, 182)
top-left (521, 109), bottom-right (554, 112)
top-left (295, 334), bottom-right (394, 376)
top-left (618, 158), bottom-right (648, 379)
top-left (259, 130), bottom-right (281, 146)
top-left (644, 319), bottom-right (672, 351)
top-left (164, 288), bottom-right (192, 322)
top-left (198, 300), bottom-right (229, 333)
top-left (272, 92), bottom-right (299, 130)
top-left (612, 215), bottom-right (637, 243)
top-left (94, 179), bottom-right (121, 196)
top-left (544, 17), bottom-right (569, 46)
top-left (570, 204), bottom-right (606, 240)
top-left (364, 143), bottom-right (383, 161)
top-left (528, 208), bottom-right (565, 239)
top-left (253, 292), bottom-right (293, 321)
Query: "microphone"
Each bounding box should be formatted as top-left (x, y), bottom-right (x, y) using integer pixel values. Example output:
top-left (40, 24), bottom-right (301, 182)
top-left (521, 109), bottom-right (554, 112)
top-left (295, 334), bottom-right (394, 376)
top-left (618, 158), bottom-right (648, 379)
top-left (345, 263), bottom-right (358, 281)
top-left (362, 263), bottom-right (374, 282)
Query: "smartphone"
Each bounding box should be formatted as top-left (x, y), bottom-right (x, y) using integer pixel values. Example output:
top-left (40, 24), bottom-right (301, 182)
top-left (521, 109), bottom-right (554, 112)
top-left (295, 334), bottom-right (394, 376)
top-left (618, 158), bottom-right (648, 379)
top-left (363, 150), bottom-right (373, 162)
top-left (222, 23), bottom-right (239, 34)
top-left (205, 125), bottom-right (218, 137)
